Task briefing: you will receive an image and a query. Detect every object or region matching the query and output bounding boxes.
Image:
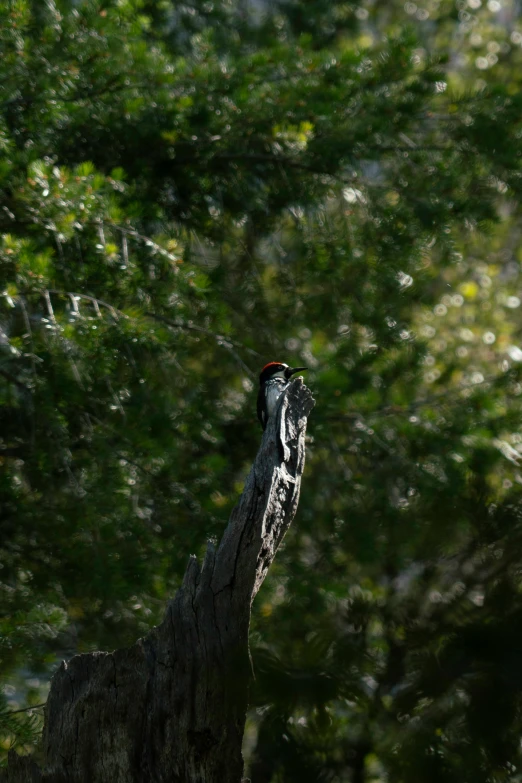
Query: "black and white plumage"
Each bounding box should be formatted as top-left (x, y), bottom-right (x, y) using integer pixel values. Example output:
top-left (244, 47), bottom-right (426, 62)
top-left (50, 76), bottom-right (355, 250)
top-left (257, 362), bottom-right (307, 430)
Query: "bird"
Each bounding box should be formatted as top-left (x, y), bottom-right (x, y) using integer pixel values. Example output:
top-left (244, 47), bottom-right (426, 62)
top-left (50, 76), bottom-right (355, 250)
top-left (257, 362), bottom-right (307, 430)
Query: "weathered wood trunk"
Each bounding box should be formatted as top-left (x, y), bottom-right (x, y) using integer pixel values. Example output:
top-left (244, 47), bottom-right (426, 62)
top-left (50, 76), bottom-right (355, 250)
top-left (2, 378), bottom-right (314, 783)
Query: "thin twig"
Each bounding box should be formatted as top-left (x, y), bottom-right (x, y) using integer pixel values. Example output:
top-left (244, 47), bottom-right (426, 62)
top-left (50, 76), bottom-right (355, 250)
top-left (5, 704), bottom-right (46, 715)
top-left (23, 289), bottom-right (259, 370)
top-left (145, 311), bottom-right (259, 374)
top-left (45, 290), bottom-right (120, 320)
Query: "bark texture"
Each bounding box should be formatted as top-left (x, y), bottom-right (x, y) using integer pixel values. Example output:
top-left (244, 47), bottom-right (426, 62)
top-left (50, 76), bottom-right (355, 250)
top-left (2, 378), bottom-right (314, 783)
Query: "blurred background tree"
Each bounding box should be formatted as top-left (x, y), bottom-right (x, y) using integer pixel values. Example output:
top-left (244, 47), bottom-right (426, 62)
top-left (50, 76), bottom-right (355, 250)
top-left (2, 0), bottom-right (522, 780)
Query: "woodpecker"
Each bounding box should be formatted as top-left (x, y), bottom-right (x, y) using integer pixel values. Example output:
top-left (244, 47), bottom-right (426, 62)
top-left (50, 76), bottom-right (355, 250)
top-left (257, 362), bottom-right (307, 430)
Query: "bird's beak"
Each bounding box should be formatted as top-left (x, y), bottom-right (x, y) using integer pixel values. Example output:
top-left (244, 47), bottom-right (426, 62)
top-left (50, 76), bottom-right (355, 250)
top-left (288, 366), bottom-right (307, 376)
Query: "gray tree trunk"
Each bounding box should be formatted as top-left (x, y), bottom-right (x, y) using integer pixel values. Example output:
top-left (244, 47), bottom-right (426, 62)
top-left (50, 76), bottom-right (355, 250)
top-left (2, 378), bottom-right (314, 783)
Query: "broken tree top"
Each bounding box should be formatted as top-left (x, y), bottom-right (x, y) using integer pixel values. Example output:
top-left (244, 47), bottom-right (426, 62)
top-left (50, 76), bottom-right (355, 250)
top-left (3, 379), bottom-right (314, 783)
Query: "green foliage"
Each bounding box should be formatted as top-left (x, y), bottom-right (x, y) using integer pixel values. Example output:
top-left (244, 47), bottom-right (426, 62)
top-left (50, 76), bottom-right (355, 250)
top-left (0, 701), bottom-right (42, 764)
top-left (2, 0), bottom-right (522, 779)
